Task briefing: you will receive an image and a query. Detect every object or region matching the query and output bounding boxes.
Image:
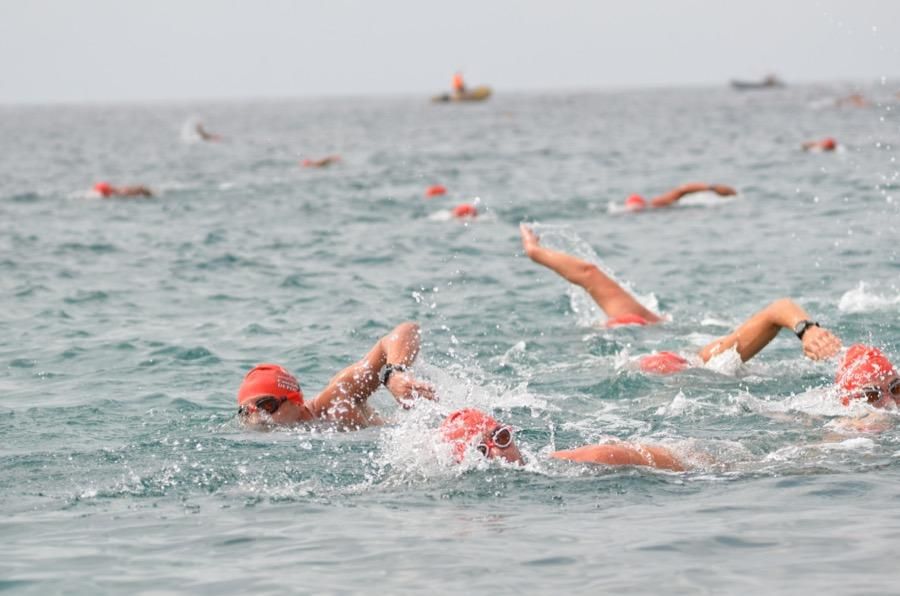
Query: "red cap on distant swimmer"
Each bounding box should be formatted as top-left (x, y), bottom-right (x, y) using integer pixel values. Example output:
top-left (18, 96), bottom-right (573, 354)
top-left (441, 408), bottom-right (497, 460)
top-left (605, 313), bottom-right (649, 328)
top-left (452, 203), bottom-right (477, 218)
top-left (238, 363), bottom-right (304, 406)
top-left (639, 351), bottom-right (688, 375)
top-left (836, 344), bottom-right (896, 405)
top-left (625, 194), bottom-right (647, 210)
top-left (425, 185), bottom-right (447, 197)
top-left (821, 137), bottom-right (837, 151)
top-left (94, 181), bottom-right (113, 197)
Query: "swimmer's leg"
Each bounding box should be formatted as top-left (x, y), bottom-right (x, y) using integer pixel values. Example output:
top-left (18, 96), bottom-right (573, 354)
top-left (520, 224), bottom-right (660, 321)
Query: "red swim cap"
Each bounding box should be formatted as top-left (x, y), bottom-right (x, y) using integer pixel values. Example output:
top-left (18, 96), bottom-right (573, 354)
top-left (836, 344), bottom-right (896, 404)
top-left (639, 351), bottom-right (689, 375)
top-left (425, 185), bottom-right (447, 197)
top-left (821, 137), bottom-right (837, 151)
top-left (440, 408), bottom-right (498, 461)
top-left (94, 181), bottom-right (113, 197)
top-left (301, 159), bottom-right (313, 167)
top-left (452, 203), bottom-right (477, 218)
top-left (605, 313), bottom-right (650, 328)
top-left (238, 363), bottom-right (304, 406)
top-left (625, 194), bottom-right (647, 210)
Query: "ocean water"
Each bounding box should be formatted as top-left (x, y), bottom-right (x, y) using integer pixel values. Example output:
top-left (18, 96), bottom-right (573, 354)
top-left (1, 84), bottom-right (900, 594)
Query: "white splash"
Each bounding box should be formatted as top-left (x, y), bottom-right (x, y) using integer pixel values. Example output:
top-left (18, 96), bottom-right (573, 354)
top-left (838, 281), bottom-right (900, 313)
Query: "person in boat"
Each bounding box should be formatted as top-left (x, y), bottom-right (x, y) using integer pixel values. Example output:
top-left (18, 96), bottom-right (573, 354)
top-left (452, 72), bottom-right (466, 96)
top-left (620, 182), bottom-right (737, 212)
top-left (237, 322), bottom-right (435, 430)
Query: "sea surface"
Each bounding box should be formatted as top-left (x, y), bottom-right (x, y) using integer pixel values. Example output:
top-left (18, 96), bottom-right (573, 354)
top-left (1, 84), bottom-right (900, 594)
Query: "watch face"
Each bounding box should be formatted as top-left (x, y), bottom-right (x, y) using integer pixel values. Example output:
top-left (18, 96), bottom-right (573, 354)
top-left (794, 320), bottom-right (815, 337)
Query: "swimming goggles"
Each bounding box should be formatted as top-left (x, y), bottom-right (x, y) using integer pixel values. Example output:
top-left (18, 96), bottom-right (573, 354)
top-left (859, 378), bottom-right (900, 404)
top-left (238, 395), bottom-right (287, 416)
top-left (475, 425), bottom-right (514, 455)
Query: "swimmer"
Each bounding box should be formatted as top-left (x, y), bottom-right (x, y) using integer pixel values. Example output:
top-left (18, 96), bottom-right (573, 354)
top-left (835, 93), bottom-right (869, 108)
top-left (195, 122), bottom-right (223, 142)
top-left (802, 137), bottom-right (837, 152)
top-left (93, 182), bottom-right (153, 198)
top-left (452, 203), bottom-right (477, 218)
top-left (520, 224), bottom-right (842, 363)
top-left (425, 184), bottom-right (447, 198)
top-left (237, 322), bottom-right (435, 430)
top-left (440, 408), bottom-right (684, 471)
top-left (452, 71), bottom-right (466, 96)
top-left (623, 182), bottom-right (737, 211)
top-left (301, 155), bottom-right (341, 168)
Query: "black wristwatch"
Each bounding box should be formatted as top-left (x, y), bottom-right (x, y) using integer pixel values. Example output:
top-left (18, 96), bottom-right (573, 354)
top-left (379, 363), bottom-right (408, 385)
top-left (793, 320), bottom-right (819, 339)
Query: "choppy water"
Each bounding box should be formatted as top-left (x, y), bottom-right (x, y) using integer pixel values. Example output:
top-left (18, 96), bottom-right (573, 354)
top-left (2, 84), bottom-right (900, 594)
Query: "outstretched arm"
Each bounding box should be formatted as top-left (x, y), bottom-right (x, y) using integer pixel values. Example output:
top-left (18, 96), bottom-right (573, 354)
top-left (699, 298), bottom-right (842, 363)
top-left (520, 224), bottom-right (660, 321)
top-left (650, 182), bottom-right (736, 208)
top-left (551, 444), bottom-right (685, 471)
top-left (311, 322), bottom-right (435, 415)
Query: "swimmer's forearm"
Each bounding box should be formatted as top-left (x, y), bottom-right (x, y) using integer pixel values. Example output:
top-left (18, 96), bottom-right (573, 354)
top-left (650, 183), bottom-right (709, 208)
top-left (379, 322), bottom-right (421, 367)
top-left (700, 298), bottom-right (808, 362)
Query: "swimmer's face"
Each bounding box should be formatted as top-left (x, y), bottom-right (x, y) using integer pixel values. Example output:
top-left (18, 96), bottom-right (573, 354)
top-left (853, 374), bottom-right (900, 409)
top-left (476, 425), bottom-right (524, 464)
top-left (239, 397), bottom-right (314, 427)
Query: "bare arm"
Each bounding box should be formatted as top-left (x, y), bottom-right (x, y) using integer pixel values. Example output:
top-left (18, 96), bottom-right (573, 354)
top-left (650, 182), bottom-right (736, 208)
top-left (699, 298), bottom-right (842, 363)
top-left (519, 224), bottom-right (660, 321)
top-left (551, 444), bottom-right (685, 471)
top-left (310, 322), bottom-right (435, 416)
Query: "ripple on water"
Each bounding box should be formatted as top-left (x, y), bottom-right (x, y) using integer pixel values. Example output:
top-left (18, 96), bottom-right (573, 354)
top-left (54, 242), bottom-right (118, 255)
top-left (63, 290), bottom-right (108, 304)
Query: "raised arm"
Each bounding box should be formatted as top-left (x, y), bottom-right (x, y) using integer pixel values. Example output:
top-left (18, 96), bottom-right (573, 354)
top-left (310, 322), bottom-right (435, 420)
top-left (650, 182), bottom-right (736, 208)
top-left (520, 224), bottom-right (661, 322)
top-left (699, 298), bottom-right (842, 363)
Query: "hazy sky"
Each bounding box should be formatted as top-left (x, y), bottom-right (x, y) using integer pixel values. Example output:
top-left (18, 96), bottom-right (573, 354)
top-left (1, 0), bottom-right (898, 103)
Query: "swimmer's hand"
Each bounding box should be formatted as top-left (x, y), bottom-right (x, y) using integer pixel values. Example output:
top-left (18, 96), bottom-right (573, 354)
top-left (801, 326), bottom-right (842, 360)
top-left (710, 184), bottom-right (737, 197)
top-left (519, 223), bottom-right (541, 257)
top-left (387, 372), bottom-right (437, 409)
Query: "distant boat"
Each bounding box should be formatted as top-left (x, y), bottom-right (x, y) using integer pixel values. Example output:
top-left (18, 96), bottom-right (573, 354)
top-left (730, 75), bottom-right (784, 90)
top-left (431, 86), bottom-right (492, 103)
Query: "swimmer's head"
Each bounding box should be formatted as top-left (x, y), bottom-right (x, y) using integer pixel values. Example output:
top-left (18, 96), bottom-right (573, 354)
top-left (605, 313), bottom-right (650, 328)
top-left (639, 351), bottom-right (688, 375)
top-left (237, 363), bottom-right (313, 424)
top-left (836, 344), bottom-right (900, 408)
top-left (94, 182), bottom-right (113, 197)
top-left (425, 184), bottom-right (447, 198)
top-left (440, 408), bottom-right (522, 464)
top-left (821, 137), bottom-right (837, 151)
top-left (624, 194), bottom-right (647, 211)
top-left (452, 203), bottom-right (477, 218)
